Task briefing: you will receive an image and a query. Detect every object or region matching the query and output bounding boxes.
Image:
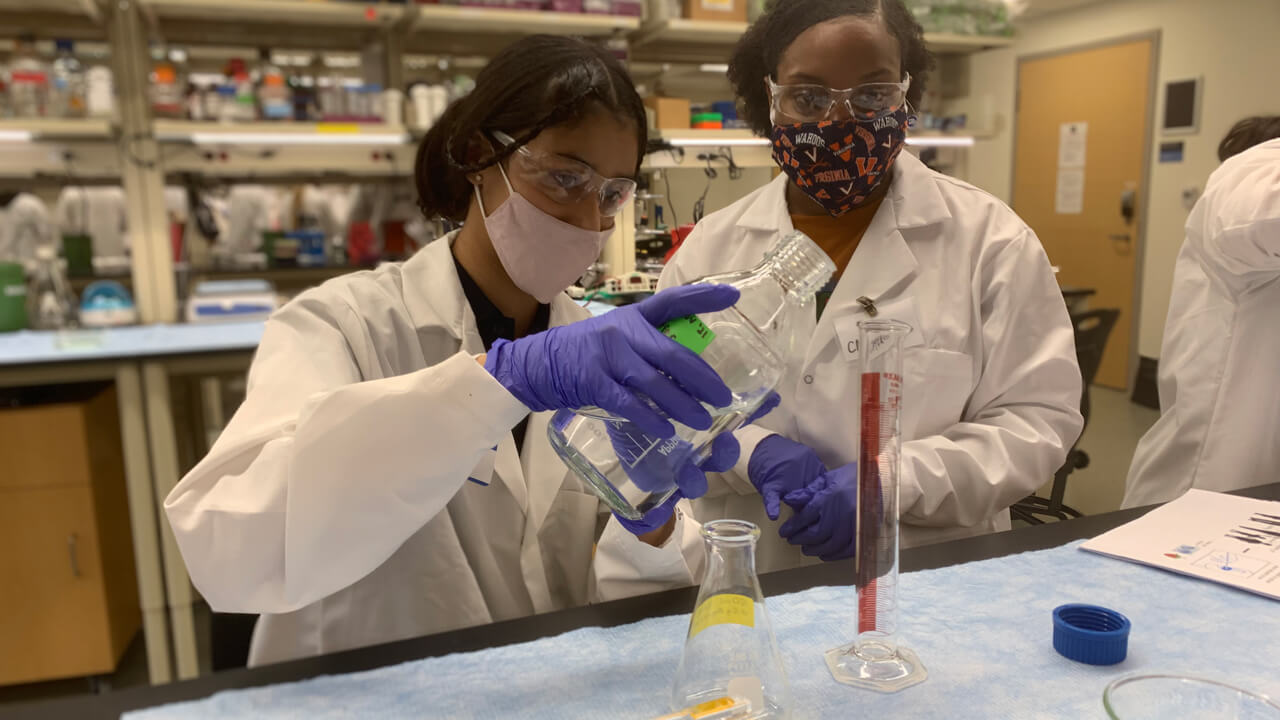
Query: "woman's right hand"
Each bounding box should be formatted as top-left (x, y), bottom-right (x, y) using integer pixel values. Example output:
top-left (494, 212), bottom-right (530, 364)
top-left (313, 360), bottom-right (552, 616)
top-left (484, 284), bottom-right (739, 438)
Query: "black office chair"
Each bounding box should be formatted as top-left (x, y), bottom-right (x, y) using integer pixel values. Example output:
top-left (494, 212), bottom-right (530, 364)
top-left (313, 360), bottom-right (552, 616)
top-left (1011, 308), bottom-right (1120, 525)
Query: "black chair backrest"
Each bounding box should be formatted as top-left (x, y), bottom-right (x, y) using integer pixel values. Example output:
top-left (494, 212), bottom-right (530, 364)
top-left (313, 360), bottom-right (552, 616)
top-left (1070, 308), bottom-right (1120, 430)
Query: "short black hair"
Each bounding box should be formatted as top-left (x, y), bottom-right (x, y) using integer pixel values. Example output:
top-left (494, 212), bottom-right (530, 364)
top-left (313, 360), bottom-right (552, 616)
top-left (728, 0), bottom-right (934, 136)
top-left (415, 35), bottom-right (647, 223)
top-left (1217, 115), bottom-right (1280, 162)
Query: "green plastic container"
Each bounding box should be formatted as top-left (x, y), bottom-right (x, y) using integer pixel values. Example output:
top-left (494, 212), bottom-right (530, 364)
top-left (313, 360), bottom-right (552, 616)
top-left (0, 262), bottom-right (28, 332)
top-left (63, 234), bottom-right (93, 276)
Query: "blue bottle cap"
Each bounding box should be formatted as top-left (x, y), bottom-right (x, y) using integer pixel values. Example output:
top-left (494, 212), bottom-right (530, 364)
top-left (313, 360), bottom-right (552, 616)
top-left (1053, 604), bottom-right (1130, 666)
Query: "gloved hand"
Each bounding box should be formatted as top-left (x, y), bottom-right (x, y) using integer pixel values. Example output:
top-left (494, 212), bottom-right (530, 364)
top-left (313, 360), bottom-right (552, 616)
top-left (610, 431), bottom-right (739, 535)
top-left (778, 462), bottom-right (860, 561)
top-left (485, 284), bottom-right (739, 439)
top-left (747, 433), bottom-right (826, 520)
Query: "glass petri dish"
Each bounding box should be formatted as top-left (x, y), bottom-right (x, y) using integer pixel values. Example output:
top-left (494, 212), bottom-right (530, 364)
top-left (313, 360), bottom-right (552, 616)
top-left (1104, 674), bottom-right (1280, 719)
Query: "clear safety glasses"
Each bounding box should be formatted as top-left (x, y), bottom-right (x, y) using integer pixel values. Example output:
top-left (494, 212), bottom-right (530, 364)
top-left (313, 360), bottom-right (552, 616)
top-left (767, 75), bottom-right (911, 123)
top-left (492, 130), bottom-right (637, 217)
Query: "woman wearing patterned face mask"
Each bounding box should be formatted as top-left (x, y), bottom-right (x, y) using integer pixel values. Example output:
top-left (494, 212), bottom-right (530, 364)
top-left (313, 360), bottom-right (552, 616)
top-left (660, 0), bottom-right (1084, 571)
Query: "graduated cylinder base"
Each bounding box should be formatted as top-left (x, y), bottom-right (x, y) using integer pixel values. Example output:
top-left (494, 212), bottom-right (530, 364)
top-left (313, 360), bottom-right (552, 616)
top-left (823, 641), bottom-right (927, 693)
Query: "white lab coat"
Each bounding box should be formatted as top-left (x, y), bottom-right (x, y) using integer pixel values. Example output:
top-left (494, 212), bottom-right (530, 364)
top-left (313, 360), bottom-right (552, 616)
top-left (54, 186), bottom-right (129, 258)
top-left (0, 192), bottom-right (56, 265)
top-left (1123, 139), bottom-right (1280, 508)
top-left (165, 236), bottom-right (704, 666)
top-left (660, 152), bottom-right (1083, 572)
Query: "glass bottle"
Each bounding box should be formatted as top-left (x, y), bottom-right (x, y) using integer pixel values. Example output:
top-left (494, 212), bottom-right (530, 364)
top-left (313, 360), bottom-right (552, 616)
top-left (672, 520), bottom-right (791, 719)
top-left (50, 39), bottom-right (86, 118)
top-left (9, 34), bottom-right (49, 118)
top-left (823, 319), bottom-right (927, 692)
top-left (225, 58), bottom-right (256, 122)
top-left (149, 45), bottom-right (185, 119)
top-left (548, 230), bottom-right (835, 523)
top-left (26, 245), bottom-right (77, 330)
top-left (257, 49), bottom-right (293, 121)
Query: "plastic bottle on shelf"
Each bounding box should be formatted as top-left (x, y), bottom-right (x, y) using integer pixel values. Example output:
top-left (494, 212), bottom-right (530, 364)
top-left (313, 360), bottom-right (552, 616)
top-left (257, 49), bottom-right (293, 121)
top-left (49, 39), bottom-right (86, 118)
top-left (85, 65), bottom-right (114, 119)
top-left (149, 45), bottom-right (186, 119)
top-left (226, 58), bottom-right (257, 122)
top-left (9, 34), bottom-right (50, 118)
top-left (26, 245), bottom-right (77, 330)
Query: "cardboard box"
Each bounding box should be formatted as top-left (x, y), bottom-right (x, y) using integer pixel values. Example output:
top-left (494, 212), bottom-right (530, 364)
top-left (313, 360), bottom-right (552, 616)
top-left (684, 0), bottom-right (746, 23)
top-left (644, 95), bottom-right (691, 130)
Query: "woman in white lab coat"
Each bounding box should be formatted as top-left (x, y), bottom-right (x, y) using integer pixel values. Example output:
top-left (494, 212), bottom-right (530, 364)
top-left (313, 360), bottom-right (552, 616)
top-left (166, 36), bottom-right (748, 666)
top-left (1124, 121), bottom-right (1280, 508)
top-left (660, 0), bottom-right (1083, 571)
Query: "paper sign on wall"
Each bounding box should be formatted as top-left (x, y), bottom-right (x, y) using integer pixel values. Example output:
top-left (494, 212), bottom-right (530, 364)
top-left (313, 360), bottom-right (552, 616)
top-left (1059, 122), bottom-right (1088, 168)
top-left (1056, 168), bottom-right (1085, 214)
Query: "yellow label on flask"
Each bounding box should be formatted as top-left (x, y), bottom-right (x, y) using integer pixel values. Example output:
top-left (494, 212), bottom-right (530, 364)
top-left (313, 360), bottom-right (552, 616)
top-left (688, 593), bottom-right (754, 638)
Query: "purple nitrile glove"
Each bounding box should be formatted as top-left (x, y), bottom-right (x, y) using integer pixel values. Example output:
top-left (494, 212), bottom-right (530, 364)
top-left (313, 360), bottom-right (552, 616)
top-left (779, 462), bottom-right (860, 561)
top-left (610, 431), bottom-right (740, 535)
top-left (747, 433), bottom-right (826, 521)
top-left (485, 284), bottom-right (739, 439)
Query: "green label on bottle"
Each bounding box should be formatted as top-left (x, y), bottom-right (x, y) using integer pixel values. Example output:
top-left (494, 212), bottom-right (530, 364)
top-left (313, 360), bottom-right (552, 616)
top-left (659, 314), bottom-right (716, 355)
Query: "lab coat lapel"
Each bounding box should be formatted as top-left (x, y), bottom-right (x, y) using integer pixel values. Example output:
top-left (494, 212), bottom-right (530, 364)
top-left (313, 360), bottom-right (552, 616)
top-left (518, 294), bottom-right (590, 613)
top-left (401, 234), bottom-right (531, 509)
top-left (818, 152), bottom-right (948, 322)
top-left (522, 295), bottom-right (590, 534)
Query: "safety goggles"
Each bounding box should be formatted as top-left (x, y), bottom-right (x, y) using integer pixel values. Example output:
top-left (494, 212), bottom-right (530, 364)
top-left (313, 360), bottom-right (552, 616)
top-left (767, 75), bottom-right (911, 123)
top-left (491, 130), bottom-right (637, 217)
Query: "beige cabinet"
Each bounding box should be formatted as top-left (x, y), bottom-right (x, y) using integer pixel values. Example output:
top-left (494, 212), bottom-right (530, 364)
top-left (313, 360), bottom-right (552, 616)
top-left (0, 385), bottom-right (141, 686)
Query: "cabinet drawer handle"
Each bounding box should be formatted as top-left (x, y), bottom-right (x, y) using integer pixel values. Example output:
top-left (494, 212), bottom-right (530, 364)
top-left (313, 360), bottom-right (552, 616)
top-left (68, 533), bottom-right (81, 578)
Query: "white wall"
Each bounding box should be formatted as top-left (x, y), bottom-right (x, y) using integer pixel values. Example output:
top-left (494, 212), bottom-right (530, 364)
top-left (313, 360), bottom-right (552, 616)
top-left (946, 0), bottom-right (1280, 357)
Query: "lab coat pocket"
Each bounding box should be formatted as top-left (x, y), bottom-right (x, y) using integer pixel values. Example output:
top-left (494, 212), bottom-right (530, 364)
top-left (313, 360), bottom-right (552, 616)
top-left (904, 349), bottom-right (974, 438)
top-left (537, 488), bottom-right (602, 607)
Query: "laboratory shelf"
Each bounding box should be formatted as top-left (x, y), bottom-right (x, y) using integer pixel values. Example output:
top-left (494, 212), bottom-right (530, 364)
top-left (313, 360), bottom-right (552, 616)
top-left (924, 32), bottom-right (1014, 53)
top-left (0, 118), bottom-right (114, 142)
top-left (0, 0), bottom-right (101, 17)
top-left (153, 120), bottom-right (411, 145)
top-left (138, 0), bottom-right (405, 27)
top-left (645, 129), bottom-right (774, 169)
top-left (154, 121), bottom-right (414, 180)
top-left (414, 4), bottom-right (639, 35)
top-left (632, 18), bottom-right (1013, 63)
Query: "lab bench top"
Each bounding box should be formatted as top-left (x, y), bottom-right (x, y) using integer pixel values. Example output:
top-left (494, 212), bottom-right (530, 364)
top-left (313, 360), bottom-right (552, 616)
top-left (0, 322), bottom-right (265, 369)
top-left (0, 298), bottom-right (617, 370)
top-left (9, 481), bottom-right (1278, 720)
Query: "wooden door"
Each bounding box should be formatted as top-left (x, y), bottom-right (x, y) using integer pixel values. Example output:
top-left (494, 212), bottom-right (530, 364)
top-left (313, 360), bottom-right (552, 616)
top-left (0, 486), bottom-right (115, 685)
top-left (1013, 37), bottom-right (1154, 389)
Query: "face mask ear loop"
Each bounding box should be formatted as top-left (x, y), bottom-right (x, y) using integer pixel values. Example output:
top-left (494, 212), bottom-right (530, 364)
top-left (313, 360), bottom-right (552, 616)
top-left (475, 157), bottom-right (519, 219)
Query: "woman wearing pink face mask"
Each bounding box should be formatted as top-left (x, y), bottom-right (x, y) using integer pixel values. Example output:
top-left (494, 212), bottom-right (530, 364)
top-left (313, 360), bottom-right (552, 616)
top-left (661, 0), bottom-right (1084, 572)
top-left (164, 36), bottom-right (755, 666)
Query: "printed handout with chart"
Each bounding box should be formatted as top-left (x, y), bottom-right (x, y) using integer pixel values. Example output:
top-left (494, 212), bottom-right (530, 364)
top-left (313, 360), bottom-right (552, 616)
top-left (1081, 489), bottom-right (1280, 601)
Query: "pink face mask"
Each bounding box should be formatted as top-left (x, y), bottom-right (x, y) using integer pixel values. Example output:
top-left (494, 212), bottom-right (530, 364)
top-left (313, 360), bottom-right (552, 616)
top-left (475, 164), bottom-right (612, 304)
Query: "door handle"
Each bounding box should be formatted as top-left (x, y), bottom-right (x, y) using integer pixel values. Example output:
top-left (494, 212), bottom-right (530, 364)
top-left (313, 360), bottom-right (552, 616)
top-left (1120, 186), bottom-right (1137, 225)
top-left (68, 533), bottom-right (81, 578)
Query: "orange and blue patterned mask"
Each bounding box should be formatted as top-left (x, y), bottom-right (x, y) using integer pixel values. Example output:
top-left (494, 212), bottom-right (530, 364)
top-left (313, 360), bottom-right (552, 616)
top-left (770, 107), bottom-right (910, 217)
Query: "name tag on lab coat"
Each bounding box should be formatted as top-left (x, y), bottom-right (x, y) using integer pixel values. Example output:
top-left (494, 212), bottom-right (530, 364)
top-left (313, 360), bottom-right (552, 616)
top-left (833, 297), bottom-right (925, 363)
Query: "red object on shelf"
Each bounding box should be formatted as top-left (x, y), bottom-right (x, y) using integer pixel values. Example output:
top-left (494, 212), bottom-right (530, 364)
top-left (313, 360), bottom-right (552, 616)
top-left (382, 220), bottom-right (408, 259)
top-left (662, 223), bottom-right (697, 264)
top-left (170, 222), bottom-right (185, 263)
top-left (347, 222), bottom-right (379, 265)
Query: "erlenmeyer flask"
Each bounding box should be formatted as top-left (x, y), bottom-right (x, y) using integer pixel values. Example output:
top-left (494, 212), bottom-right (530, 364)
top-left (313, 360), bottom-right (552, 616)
top-left (824, 319), bottom-right (927, 692)
top-left (672, 520), bottom-right (791, 719)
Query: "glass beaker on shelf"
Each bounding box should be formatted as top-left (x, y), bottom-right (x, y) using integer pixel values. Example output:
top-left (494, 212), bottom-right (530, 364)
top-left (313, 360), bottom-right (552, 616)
top-left (547, 230), bottom-right (835, 524)
top-left (672, 519), bottom-right (791, 719)
top-left (823, 319), bottom-right (927, 692)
